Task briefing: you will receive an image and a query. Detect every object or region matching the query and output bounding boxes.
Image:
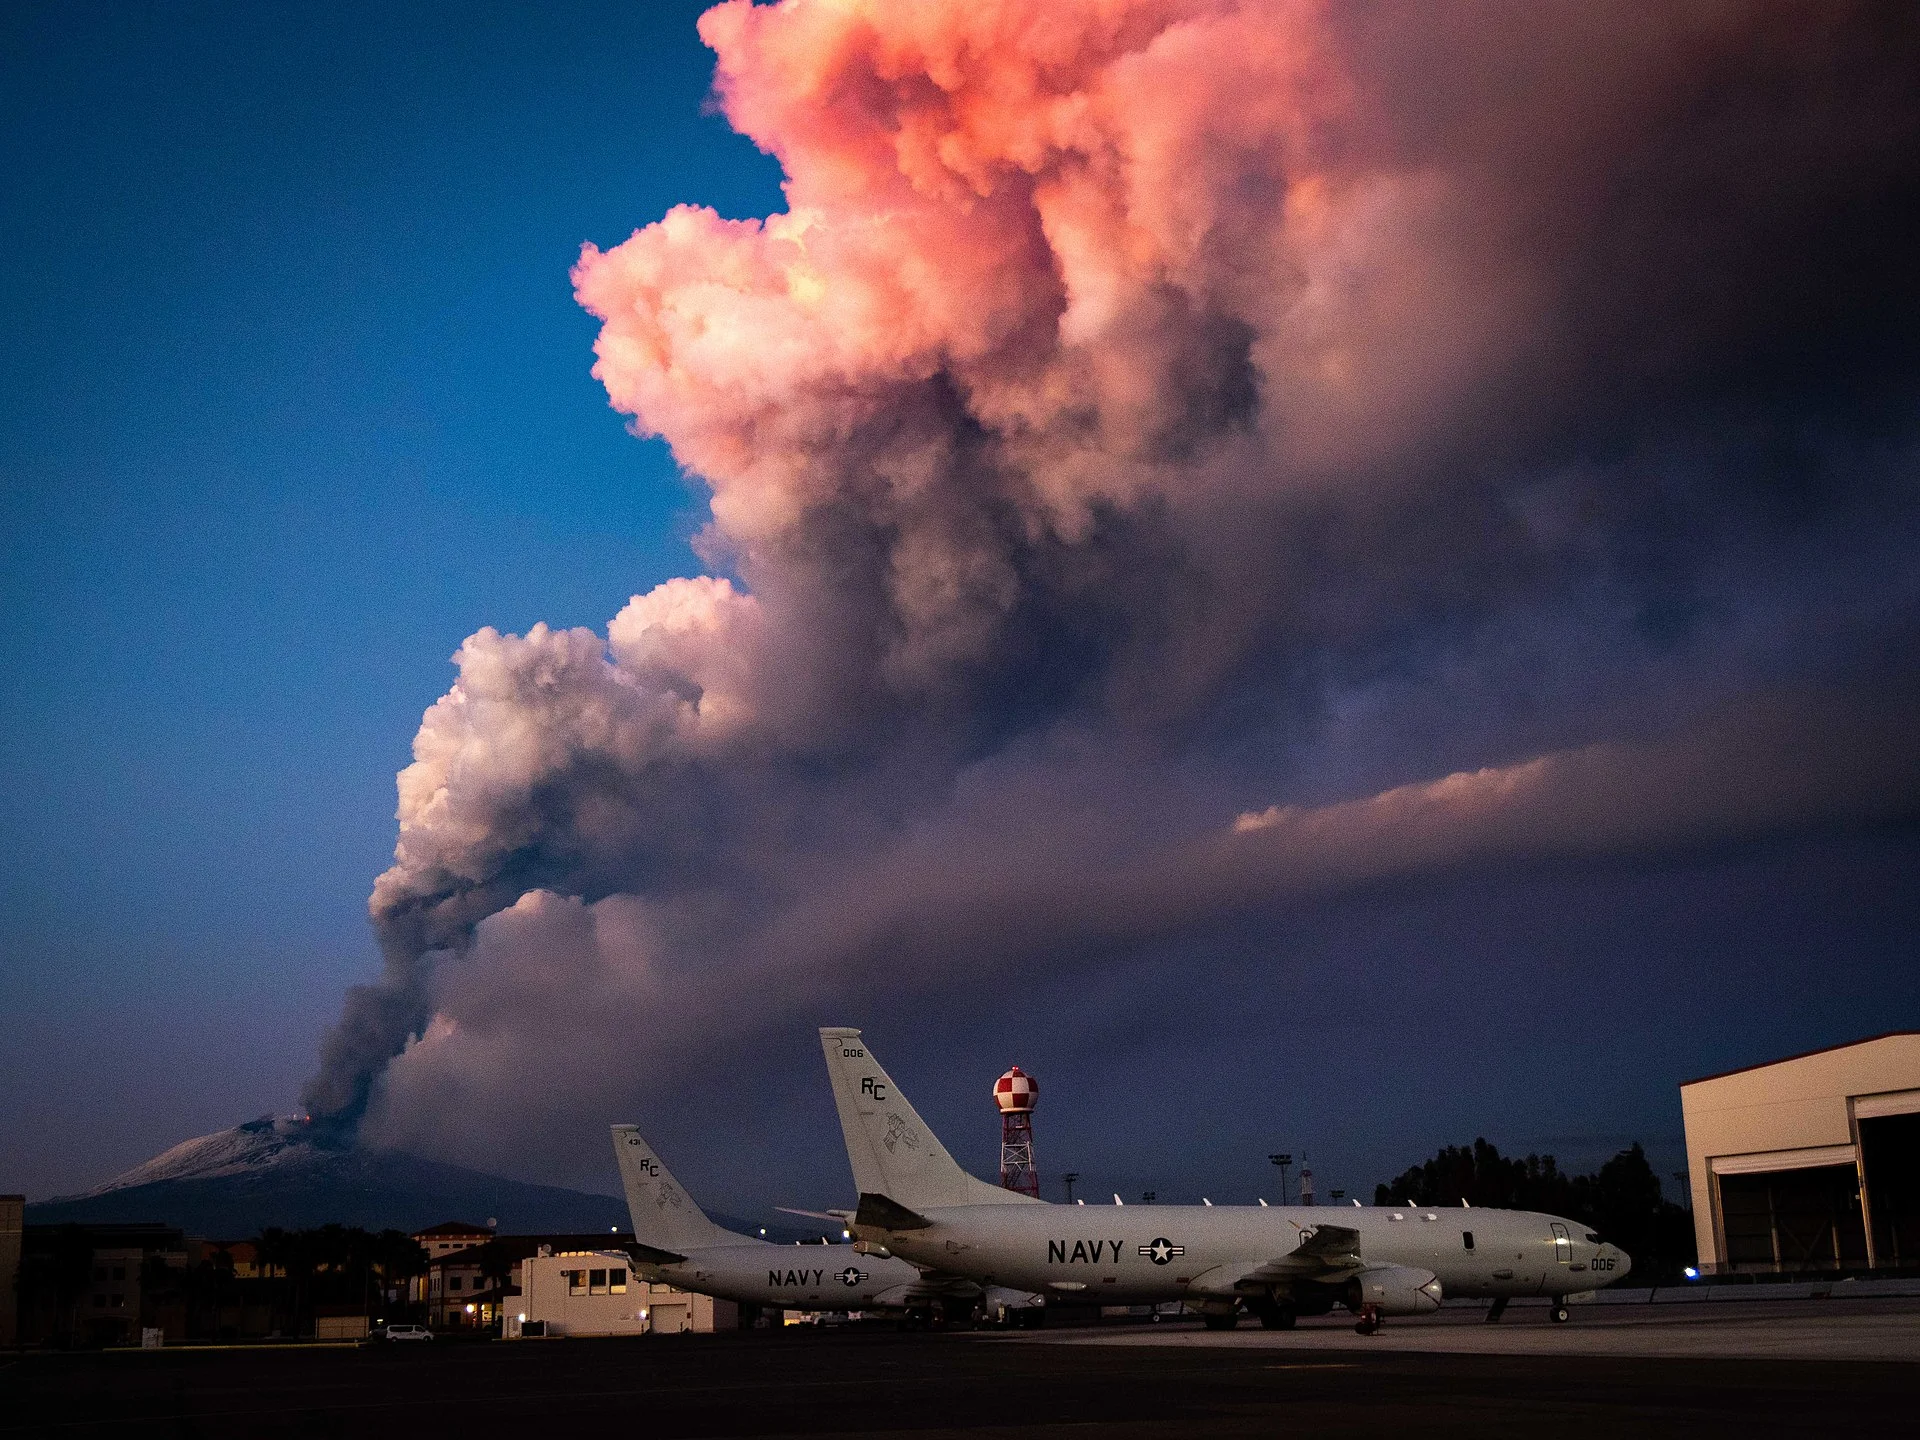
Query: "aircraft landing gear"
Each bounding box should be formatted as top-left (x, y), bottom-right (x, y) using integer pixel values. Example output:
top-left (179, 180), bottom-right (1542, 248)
top-left (1550, 1303), bottom-right (1571, 1323)
top-left (1201, 1309), bottom-right (1240, 1331)
top-left (1354, 1304), bottom-right (1383, 1335)
top-left (1485, 1297), bottom-right (1509, 1324)
top-left (1256, 1301), bottom-right (1297, 1331)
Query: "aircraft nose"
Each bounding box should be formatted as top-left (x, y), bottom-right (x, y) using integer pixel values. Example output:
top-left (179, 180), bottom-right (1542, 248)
top-left (1604, 1243), bottom-right (1632, 1280)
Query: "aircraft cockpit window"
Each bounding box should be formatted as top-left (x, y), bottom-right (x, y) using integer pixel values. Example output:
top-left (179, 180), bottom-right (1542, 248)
top-left (1584, 1233), bottom-right (1602, 1244)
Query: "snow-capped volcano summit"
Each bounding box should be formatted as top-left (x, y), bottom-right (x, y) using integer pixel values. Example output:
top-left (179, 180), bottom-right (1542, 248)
top-left (86, 1114), bottom-right (342, 1195)
top-left (31, 1118), bottom-right (630, 1236)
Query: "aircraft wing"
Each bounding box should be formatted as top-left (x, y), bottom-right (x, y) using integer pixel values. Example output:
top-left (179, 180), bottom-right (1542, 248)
top-left (1293, 1223), bottom-right (1363, 1263)
top-left (892, 1270), bottom-right (984, 1302)
top-left (881, 1267), bottom-right (1044, 1309)
top-left (1232, 1223), bottom-right (1365, 1287)
top-left (774, 1206), bottom-right (854, 1223)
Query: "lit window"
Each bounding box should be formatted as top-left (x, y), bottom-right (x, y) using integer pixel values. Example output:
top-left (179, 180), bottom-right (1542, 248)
top-left (609, 1268), bottom-right (627, 1294)
top-left (567, 1270), bottom-right (586, 1296)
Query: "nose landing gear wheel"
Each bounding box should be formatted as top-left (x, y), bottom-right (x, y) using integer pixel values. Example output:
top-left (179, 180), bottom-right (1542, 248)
top-left (1550, 1304), bottom-right (1571, 1323)
top-left (1354, 1304), bottom-right (1382, 1335)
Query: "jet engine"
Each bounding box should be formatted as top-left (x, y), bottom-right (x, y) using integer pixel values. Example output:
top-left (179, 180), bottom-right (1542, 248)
top-left (1348, 1266), bottom-right (1443, 1315)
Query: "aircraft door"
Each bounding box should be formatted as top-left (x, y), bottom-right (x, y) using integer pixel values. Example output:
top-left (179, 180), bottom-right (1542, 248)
top-left (1551, 1223), bottom-right (1572, 1269)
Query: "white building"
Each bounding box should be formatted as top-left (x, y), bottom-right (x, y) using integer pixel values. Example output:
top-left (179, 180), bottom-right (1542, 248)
top-left (515, 1250), bottom-right (737, 1336)
top-left (1681, 1031), bottom-right (1920, 1274)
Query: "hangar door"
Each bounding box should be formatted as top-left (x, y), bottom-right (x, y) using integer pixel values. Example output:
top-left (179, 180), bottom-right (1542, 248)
top-left (1859, 1094), bottom-right (1920, 1269)
top-left (1714, 1153), bottom-right (1868, 1272)
top-left (649, 1303), bottom-right (690, 1334)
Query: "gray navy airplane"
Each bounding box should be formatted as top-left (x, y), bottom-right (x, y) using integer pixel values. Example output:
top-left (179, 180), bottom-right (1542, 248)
top-left (611, 1123), bottom-right (1034, 1323)
top-left (821, 1028), bottom-right (1631, 1331)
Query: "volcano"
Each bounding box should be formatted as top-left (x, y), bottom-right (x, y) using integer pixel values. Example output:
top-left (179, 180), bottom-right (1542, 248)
top-left (25, 1116), bottom-right (632, 1237)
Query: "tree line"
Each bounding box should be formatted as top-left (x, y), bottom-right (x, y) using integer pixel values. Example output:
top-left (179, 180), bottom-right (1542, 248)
top-left (18, 1224), bottom-right (431, 1346)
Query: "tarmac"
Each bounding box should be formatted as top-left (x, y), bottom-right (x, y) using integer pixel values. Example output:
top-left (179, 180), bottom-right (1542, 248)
top-left (3, 1297), bottom-right (1915, 1438)
top-left (1018, 1295), bottom-right (1920, 1362)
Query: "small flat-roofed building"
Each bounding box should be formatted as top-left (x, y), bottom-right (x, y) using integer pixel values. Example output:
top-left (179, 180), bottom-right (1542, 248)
top-left (1682, 1031), bottom-right (1920, 1274)
top-left (410, 1231), bottom-right (643, 1330)
top-left (516, 1249), bottom-right (735, 1337)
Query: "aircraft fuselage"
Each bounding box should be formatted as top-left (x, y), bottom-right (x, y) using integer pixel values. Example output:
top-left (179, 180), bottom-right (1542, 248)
top-left (638, 1240), bottom-right (930, 1311)
top-left (860, 1202), bottom-right (1629, 1307)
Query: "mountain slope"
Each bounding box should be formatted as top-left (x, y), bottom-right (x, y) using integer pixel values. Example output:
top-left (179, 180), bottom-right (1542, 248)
top-left (27, 1115), bottom-right (813, 1240)
top-left (27, 1116), bottom-right (629, 1236)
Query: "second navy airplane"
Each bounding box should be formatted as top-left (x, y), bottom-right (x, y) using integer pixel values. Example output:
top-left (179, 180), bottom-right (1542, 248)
top-left (611, 1123), bottom-right (1036, 1322)
top-left (821, 1027), bottom-right (1631, 1330)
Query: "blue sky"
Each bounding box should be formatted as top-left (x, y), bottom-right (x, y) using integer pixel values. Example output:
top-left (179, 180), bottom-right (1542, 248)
top-left (4, 1), bottom-right (1916, 1218)
top-left (1, 0), bottom-right (780, 1193)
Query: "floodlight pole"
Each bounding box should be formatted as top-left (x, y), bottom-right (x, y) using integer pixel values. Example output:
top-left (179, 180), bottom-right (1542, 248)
top-left (1269, 1153), bottom-right (1293, 1206)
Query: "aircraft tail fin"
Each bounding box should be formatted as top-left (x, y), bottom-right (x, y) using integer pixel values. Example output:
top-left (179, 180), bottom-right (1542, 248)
top-left (818, 1028), bottom-right (1042, 1210)
top-left (609, 1124), bottom-right (737, 1254)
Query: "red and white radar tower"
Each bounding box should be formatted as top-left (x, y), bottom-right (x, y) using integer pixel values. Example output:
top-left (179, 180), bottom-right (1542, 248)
top-left (994, 1066), bottom-right (1040, 1197)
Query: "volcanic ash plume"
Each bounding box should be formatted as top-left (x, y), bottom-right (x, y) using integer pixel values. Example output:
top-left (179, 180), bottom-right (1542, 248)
top-left (305, 0), bottom-right (1920, 1148)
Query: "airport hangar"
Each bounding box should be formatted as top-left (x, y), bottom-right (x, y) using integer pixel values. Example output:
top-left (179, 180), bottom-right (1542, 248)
top-left (1682, 1031), bottom-right (1920, 1275)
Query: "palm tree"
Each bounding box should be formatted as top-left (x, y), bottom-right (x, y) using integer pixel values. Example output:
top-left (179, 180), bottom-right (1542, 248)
top-left (286, 1229), bottom-right (322, 1336)
top-left (254, 1228), bottom-right (292, 1337)
top-left (476, 1242), bottom-right (515, 1330)
top-left (19, 1225), bottom-right (95, 1346)
top-left (53, 1226), bottom-right (94, 1347)
top-left (372, 1230), bottom-right (428, 1319)
top-left (139, 1252), bottom-right (184, 1341)
top-left (202, 1244), bottom-right (237, 1339)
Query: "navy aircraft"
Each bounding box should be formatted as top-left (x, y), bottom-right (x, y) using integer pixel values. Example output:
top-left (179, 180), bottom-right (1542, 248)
top-left (820, 1028), bottom-right (1631, 1331)
top-left (611, 1123), bottom-right (1035, 1324)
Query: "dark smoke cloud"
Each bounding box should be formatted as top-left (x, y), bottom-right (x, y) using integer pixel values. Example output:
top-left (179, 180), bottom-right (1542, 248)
top-left (305, 1), bottom-right (1920, 1163)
